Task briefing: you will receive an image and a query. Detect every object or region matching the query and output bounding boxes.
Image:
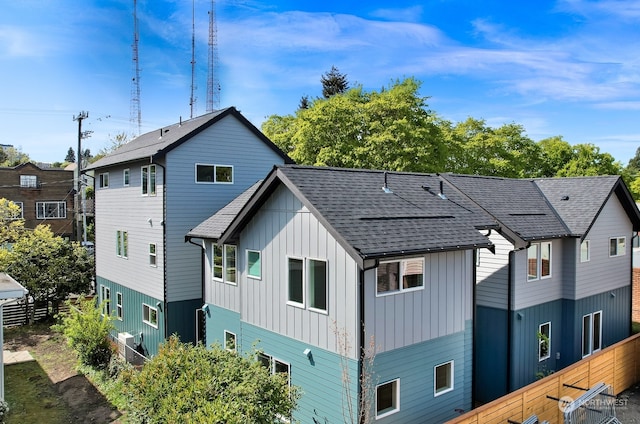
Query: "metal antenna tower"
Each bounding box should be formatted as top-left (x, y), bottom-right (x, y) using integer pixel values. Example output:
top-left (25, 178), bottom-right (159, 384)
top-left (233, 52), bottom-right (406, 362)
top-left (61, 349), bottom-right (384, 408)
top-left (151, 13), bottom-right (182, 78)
top-left (130, 0), bottom-right (142, 135)
top-left (206, 0), bottom-right (220, 112)
top-left (189, 0), bottom-right (197, 118)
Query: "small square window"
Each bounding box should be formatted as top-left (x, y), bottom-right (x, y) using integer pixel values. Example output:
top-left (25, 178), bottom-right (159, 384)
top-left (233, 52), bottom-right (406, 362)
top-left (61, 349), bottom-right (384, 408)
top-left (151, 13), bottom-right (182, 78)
top-left (143, 303), bottom-right (158, 328)
top-left (376, 379), bottom-right (400, 418)
top-left (247, 250), bottom-right (261, 279)
top-left (196, 164), bottom-right (215, 182)
top-left (609, 237), bottom-right (626, 257)
top-left (20, 175), bottom-right (37, 188)
top-left (215, 165), bottom-right (233, 183)
top-left (434, 361), bottom-right (454, 396)
top-left (224, 330), bottom-right (236, 352)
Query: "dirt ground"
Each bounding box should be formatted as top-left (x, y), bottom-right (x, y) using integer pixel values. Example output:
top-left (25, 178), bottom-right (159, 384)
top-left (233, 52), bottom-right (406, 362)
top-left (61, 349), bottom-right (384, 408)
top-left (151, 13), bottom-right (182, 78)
top-left (3, 323), bottom-right (122, 423)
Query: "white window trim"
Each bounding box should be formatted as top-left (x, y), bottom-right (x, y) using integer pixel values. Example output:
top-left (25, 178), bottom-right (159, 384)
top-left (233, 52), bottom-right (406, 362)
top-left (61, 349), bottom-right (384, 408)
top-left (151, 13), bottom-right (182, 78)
top-left (580, 239), bottom-right (590, 263)
top-left (375, 257), bottom-right (425, 297)
top-left (286, 256), bottom-right (305, 308)
top-left (142, 303), bottom-right (158, 328)
top-left (582, 310), bottom-right (603, 358)
top-left (99, 172), bottom-right (109, 188)
top-left (538, 322), bottom-right (551, 361)
top-left (101, 285), bottom-right (111, 316)
top-left (20, 175), bottom-right (37, 188)
top-left (224, 330), bottom-right (236, 352)
top-left (123, 168), bottom-right (130, 187)
top-left (149, 243), bottom-right (157, 267)
top-left (116, 230), bottom-right (128, 259)
top-left (141, 165), bottom-right (157, 196)
top-left (224, 245), bottom-right (237, 286)
top-left (116, 292), bottom-right (123, 320)
top-left (212, 244), bottom-right (223, 282)
top-left (10, 201), bottom-right (23, 219)
top-left (434, 360), bottom-right (454, 397)
top-left (195, 163), bottom-right (234, 184)
top-left (307, 257), bottom-right (329, 314)
top-left (246, 249), bottom-right (262, 280)
top-left (36, 201), bottom-right (67, 219)
top-left (528, 241), bottom-right (552, 281)
top-left (609, 236), bottom-right (626, 257)
top-left (376, 378), bottom-right (400, 419)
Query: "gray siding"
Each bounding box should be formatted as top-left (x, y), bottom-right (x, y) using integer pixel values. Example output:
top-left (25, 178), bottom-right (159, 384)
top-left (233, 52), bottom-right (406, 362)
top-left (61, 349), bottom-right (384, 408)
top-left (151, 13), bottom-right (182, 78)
top-left (204, 238), bottom-right (241, 312)
top-left (476, 232), bottom-right (511, 309)
top-left (365, 249), bottom-right (473, 354)
top-left (165, 114), bottom-right (287, 303)
top-left (95, 162), bottom-right (165, 300)
top-left (575, 195), bottom-right (633, 299)
top-left (513, 238), bottom-right (565, 310)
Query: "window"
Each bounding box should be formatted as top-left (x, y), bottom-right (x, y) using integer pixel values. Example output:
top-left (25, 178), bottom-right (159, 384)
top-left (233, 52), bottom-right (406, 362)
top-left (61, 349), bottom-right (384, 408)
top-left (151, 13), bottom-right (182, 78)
top-left (538, 322), bottom-right (551, 361)
top-left (376, 379), bottom-right (400, 418)
top-left (213, 245), bottom-right (223, 281)
top-left (247, 250), bottom-right (261, 279)
top-left (224, 245), bottom-right (237, 284)
top-left (143, 303), bottom-right (158, 328)
top-left (257, 353), bottom-right (290, 386)
top-left (309, 259), bottom-right (327, 312)
top-left (20, 175), bottom-right (37, 188)
top-left (224, 330), bottom-right (236, 352)
top-left (116, 230), bottom-right (128, 259)
top-left (609, 237), bottom-right (626, 257)
top-left (528, 242), bottom-right (552, 281)
top-left (149, 243), bottom-right (157, 266)
top-left (141, 165), bottom-right (156, 195)
top-left (580, 240), bottom-right (590, 262)
top-left (123, 169), bottom-right (130, 186)
top-left (434, 361), bottom-right (454, 396)
top-left (376, 258), bottom-right (424, 295)
top-left (9, 201), bottom-right (23, 219)
top-left (582, 311), bottom-right (602, 357)
top-left (116, 292), bottom-right (123, 320)
top-left (100, 285), bottom-right (111, 316)
top-left (288, 258), bottom-right (304, 306)
top-left (36, 201), bottom-right (67, 219)
top-left (99, 172), bottom-right (109, 188)
top-left (196, 163), bottom-right (234, 184)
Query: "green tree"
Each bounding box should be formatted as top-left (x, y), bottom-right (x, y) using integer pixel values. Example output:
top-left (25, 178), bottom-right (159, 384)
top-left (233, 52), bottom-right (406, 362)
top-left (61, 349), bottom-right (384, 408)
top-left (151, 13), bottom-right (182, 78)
top-left (0, 225), bottom-right (94, 319)
top-left (537, 136), bottom-right (574, 177)
top-left (627, 146), bottom-right (640, 174)
top-left (263, 77), bottom-right (447, 172)
top-left (556, 143), bottom-right (623, 177)
top-left (0, 146), bottom-right (30, 167)
top-left (123, 335), bottom-right (299, 423)
top-left (0, 198), bottom-right (25, 244)
top-left (65, 147), bottom-right (76, 163)
top-left (93, 132), bottom-right (131, 163)
top-left (321, 65), bottom-right (349, 98)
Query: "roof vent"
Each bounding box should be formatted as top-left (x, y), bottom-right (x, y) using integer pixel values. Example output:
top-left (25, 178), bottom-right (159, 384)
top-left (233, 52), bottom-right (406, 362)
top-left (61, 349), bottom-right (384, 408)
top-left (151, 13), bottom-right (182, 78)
top-left (382, 171), bottom-right (393, 194)
top-left (438, 181), bottom-right (447, 200)
top-left (561, 195), bottom-right (570, 201)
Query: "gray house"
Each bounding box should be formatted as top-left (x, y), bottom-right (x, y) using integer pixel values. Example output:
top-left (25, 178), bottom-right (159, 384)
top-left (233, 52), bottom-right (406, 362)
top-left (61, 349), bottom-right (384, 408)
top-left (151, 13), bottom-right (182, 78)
top-left (441, 174), bottom-right (640, 403)
top-left (187, 165), bottom-right (498, 423)
top-left (86, 107), bottom-right (292, 356)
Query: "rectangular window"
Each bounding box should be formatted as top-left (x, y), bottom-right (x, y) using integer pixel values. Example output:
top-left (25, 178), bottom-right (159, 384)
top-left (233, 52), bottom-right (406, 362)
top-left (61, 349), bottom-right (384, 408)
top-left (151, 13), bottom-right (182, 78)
top-left (376, 258), bottom-right (424, 295)
top-left (224, 330), bottom-right (236, 352)
top-left (213, 244), bottom-right (223, 281)
top-left (141, 165), bottom-right (156, 195)
top-left (528, 244), bottom-right (538, 280)
top-left (36, 201), bottom-right (67, 219)
top-left (224, 245), bottom-right (237, 284)
top-left (540, 242), bottom-right (551, 278)
top-left (116, 230), bottom-right (128, 259)
top-left (257, 353), bottom-right (291, 386)
top-left (20, 175), bottom-right (37, 188)
top-left (528, 242), bottom-right (552, 281)
top-left (609, 237), bottom-right (626, 257)
top-left (101, 285), bottom-right (111, 316)
top-left (582, 311), bottom-right (603, 357)
top-left (434, 361), bottom-right (454, 396)
top-left (143, 303), bottom-right (158, 328)
top-left (123, 169), bottom-right (130, 186)
top-left (116, 292), bottom-right (123, 320)
top-left (196, 163), bottom-right (234, 184)
top-left (247, 250), bottom-right (261, 279)
top-left (538, 322), bottom-right (551, 361)
top-left (376, 379), bottom-right (400, 418)
top-left (288, 258), bottom-right (304, 306)
top-left (580, 240), bottom-right (590, 262)
top-left (9, 201), bottom-right (23, 219)
top-left (149, 243), bottom-right (157, 266)
top-left (308, 259), bottom-right (327, 312)
top-left (99, 172), bottom-right (109, 188)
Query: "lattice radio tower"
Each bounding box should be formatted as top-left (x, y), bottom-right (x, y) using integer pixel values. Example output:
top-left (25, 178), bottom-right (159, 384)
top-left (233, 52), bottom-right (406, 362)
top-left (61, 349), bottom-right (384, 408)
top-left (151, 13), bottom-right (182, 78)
top-left (130, 0), bottom-right (142, 135)
top-left (189, 0), bottom-right (197, 119)
top-left (206, 0), bottom-right (221, 112)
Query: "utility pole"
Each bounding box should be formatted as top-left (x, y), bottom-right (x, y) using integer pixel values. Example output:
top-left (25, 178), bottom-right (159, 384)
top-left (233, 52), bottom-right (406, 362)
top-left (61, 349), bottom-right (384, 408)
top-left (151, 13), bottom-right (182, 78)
top-left (73, 111), bottom-right (92, 241)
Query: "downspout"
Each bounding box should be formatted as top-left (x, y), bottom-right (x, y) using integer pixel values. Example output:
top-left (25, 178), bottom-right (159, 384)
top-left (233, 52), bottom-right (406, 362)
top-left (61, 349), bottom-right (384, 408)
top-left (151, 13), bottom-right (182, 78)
top-left (186, 235), bottom-right (206, 344)
top-left (472, 248), bottom-right (477, 407)
top-left (506, 250), bottom-right (514, 393)
top-left (360, 259), bottom-right (378, 424)
top-left (152, 158), bottom-right (168, 339)
top-left (630, 232), bottom-right (638, 336)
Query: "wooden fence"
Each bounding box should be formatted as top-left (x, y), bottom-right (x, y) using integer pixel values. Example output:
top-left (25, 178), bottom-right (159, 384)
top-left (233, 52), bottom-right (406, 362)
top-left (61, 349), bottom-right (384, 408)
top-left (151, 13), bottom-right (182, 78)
top-left (446, 333), bottom-right (640, 424)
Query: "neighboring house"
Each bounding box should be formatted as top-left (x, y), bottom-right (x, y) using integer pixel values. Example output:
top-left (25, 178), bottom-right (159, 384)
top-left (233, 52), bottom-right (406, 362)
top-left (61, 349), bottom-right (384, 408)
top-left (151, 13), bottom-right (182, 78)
top-left (86, 107), bottom-right (292, 356)
top-left (187, 165), bottom-right (498, 423)
top-left (0, 162), bottom-right (75, 239)
top-left (440, 174), bottom-right (640, 403)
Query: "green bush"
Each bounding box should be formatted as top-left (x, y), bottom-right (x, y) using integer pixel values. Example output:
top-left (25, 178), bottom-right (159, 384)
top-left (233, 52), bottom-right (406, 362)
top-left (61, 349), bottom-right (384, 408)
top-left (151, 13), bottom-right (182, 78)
top-left (53, 298), bottom-right (115, 369)
top-left (0, 399), bottom-right (9, 423)
top-left (122, 335), bottom-right (299, 423)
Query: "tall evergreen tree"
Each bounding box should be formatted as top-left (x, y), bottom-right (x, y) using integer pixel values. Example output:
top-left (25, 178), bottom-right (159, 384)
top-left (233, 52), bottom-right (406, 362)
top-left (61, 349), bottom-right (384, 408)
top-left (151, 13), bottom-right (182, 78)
top-left (320, 66), bottom-right (349, 98)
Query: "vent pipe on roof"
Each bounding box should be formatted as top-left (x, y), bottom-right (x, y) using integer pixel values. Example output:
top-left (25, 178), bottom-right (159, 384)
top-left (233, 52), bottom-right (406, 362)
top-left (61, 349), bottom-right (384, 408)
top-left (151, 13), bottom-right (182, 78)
top-left (179, 116), bottom-right (182, 126)
top-left (382, 171), bottom-right (393, 193)
top-left (159, 128), bottom-right (163, 137)
top-left (438, 181), bottom-right (447, 200)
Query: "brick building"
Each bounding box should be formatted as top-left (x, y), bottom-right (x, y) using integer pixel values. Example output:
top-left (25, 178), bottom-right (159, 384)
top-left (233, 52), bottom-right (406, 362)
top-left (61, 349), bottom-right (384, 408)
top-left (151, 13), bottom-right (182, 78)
top-left (0, 162), bottom-right (75, 239)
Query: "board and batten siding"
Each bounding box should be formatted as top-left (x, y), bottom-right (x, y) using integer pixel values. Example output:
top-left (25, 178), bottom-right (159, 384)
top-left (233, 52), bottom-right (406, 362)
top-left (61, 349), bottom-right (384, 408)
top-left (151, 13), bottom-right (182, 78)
top-left (513, 238), bottom-right (565, 310)
top-left (365, 249), bottom-right (474, 353)
top-left (204, 239), bottom-right (241, 312)
top-left (95, 161), bottom-right (165, 300)
top-left (476, 232), bottom-right (512, 309)
top-left (164, 114), bottom-right (287, 302)
top-left (575, 194), bottom-right (633, 299)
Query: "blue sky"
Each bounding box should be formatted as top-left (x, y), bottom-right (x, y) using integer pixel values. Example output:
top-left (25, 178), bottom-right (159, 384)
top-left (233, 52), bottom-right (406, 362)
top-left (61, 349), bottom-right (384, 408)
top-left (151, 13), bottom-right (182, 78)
top-left (1, 0), bottom-right (640, 166)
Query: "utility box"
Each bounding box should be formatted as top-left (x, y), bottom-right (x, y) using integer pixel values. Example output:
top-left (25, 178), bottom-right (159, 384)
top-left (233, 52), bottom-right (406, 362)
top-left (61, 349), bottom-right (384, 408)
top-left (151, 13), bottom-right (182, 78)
top-left (117, 332), bottom-right (135, 363)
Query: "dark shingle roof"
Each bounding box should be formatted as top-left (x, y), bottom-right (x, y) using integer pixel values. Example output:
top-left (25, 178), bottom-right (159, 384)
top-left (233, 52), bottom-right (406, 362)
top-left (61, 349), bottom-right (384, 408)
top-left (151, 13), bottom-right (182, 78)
top-left (441, 174), bottom-right (571, 243)
top-left (87, 107), bottom-right (292, 170)
top-left (218, 165), bottom-right (497, 264)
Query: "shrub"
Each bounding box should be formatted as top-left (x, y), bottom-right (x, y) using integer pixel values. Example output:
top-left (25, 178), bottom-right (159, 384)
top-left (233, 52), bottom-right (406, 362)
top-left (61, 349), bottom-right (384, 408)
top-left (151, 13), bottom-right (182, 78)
top-left (53, 298), bottom-right (115, 369)
top-left (0, 399), bottom-right (9, 423)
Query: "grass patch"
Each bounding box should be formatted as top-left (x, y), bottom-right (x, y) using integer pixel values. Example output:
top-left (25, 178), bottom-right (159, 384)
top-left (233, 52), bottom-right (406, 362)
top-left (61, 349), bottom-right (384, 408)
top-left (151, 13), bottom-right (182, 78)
top-left (633, 321), bottom-right (640, 334)
top-left (4, 361), bottom-right (71, 424)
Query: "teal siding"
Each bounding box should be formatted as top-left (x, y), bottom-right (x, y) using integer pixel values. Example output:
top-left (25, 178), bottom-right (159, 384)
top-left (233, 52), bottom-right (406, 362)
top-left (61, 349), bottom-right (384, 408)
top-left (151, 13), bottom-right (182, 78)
top-left (372, 320), bottom-right (473, 423)
top-left (96, 276), bottom-right (165, 357)
top-left (203, 303), bottom-right (241, 349)
top-left (167, 298), bottom-right (202, 345)
top-left (475, 306), bottom-right (508, 403)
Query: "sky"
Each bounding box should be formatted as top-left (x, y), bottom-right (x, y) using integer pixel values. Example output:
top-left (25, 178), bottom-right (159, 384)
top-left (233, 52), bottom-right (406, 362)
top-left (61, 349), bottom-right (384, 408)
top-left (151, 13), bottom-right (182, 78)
top-left (1, 0), bottom-right (640, 166)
